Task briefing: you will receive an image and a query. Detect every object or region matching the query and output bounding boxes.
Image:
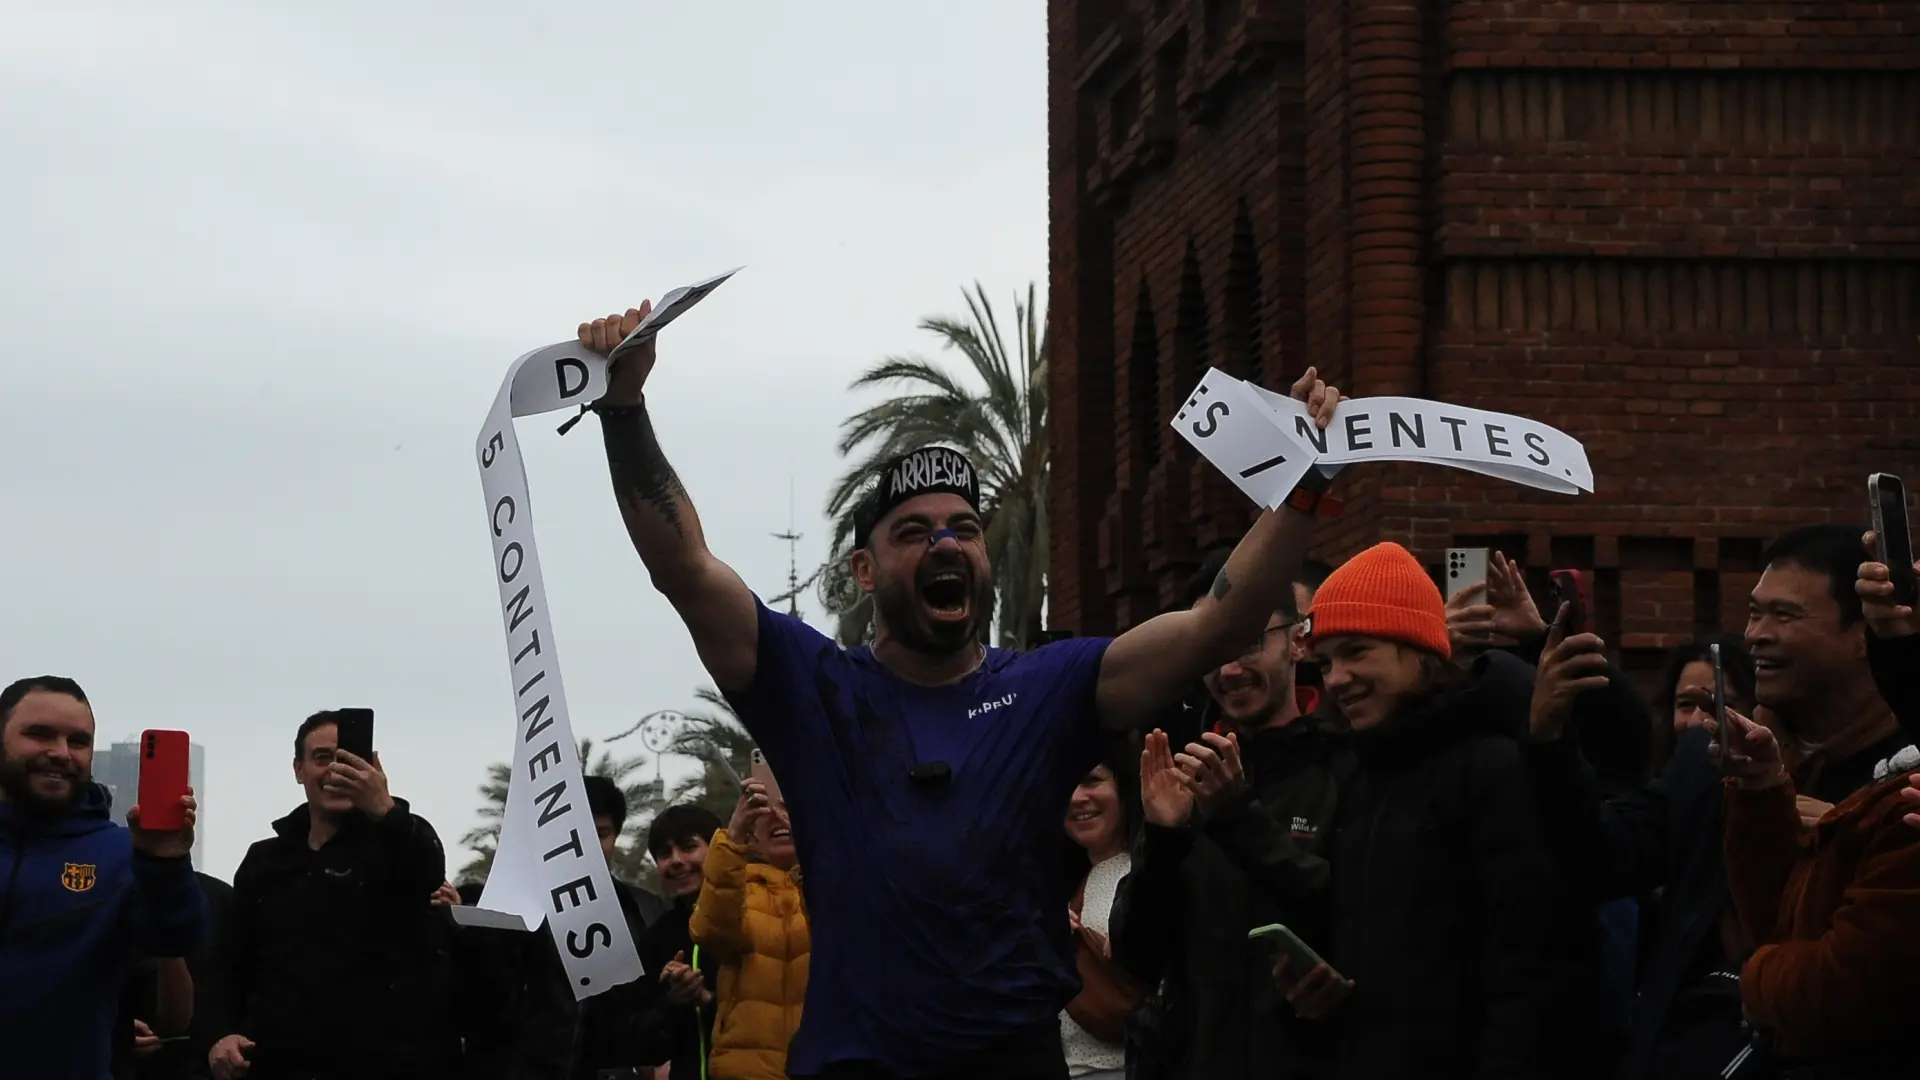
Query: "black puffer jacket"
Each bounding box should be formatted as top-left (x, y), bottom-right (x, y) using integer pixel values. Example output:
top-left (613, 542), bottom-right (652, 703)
top-left (633, 898), bottom-right (719, 1077)
top-left (1531, 723), bottom-right (1749, 1080)
top-left (466, 881), bottom-right (667, 1080)
top-left (1110, 694), bottom-right (1354, 1080)
top-left (1867, 630), bottom-right (1920, 747)
top-left (1322, 650), bottom-right (1562, 1080)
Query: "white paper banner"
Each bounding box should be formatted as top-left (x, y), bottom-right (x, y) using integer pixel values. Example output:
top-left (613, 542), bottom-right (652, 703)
top-left (472, 268), bottom-right (737, 999)
top-left (1252, 389), bottom-right (1594, 494)
top-left (1171, 368), bottom-right (1320, 508)
top-left (1177, 370), bottom-right (1594, 498)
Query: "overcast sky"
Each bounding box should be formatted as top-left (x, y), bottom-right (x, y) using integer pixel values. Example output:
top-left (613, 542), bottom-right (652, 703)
top-left (1, 2), bottom-right (1047, 878)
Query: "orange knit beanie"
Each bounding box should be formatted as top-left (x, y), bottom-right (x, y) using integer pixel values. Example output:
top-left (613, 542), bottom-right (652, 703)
top-left (1304, 542), bottom-right (1452, 659)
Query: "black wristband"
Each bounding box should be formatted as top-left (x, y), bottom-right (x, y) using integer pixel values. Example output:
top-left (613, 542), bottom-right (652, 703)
top-left (560, 397), bottom-right (646, 436)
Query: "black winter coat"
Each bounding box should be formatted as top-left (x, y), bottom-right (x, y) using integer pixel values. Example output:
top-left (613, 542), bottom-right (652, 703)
top-left (1110, 698), bottom-right (1353, 1080)
top-left (1530, 725), bottom-right (1747, 1080)
top-left (1322, 650), bottom-right (1562, 1080)
top-left (633, 898), bottom-right (719, 1077)
top-left (115, 872), bottom-right (236, 1080)
top-left (484, 881), bottom-right (667, 1080)
top-left (1867, 630), bottom-right (1920, 747)
top-left (201, 800), bottom-right (457, 1080)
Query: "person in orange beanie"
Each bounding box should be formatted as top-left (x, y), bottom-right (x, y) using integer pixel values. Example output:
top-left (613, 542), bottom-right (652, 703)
top-left (1284, 541), bottom-right (1568, 1079)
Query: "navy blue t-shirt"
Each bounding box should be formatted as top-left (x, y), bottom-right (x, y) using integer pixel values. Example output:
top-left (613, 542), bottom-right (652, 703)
top-left (724, 600), bottom-right (1113, 1078)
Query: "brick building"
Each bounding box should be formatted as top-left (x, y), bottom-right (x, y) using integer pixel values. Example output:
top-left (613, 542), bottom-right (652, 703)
top-left (1047, 0), bottom-right (1920, 676)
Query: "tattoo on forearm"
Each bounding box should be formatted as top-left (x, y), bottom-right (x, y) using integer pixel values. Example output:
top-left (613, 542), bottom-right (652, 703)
top-left (600, 405), bottom-right (689, 537)
top-left (1211, 568), bottom-right (1233, 602)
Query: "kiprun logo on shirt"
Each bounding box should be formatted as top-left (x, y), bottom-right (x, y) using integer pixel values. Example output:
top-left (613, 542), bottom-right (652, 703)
top-left (968, 693), bottom-right (1019, 720)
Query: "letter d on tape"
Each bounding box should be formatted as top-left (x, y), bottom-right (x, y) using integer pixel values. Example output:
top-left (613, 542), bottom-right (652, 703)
top-left (474, 340), bottom-right (641, 999)
top-left (467, 270), bottom-right (737, 999)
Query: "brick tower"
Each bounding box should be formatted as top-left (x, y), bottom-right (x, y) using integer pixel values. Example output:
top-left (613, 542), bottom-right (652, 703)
top-left (1047, 0), bottom-right (1920, 676)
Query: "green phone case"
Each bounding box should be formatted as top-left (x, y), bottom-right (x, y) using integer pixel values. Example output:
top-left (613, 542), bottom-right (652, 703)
top-left (1248, 922), bottom-right (1348, 985)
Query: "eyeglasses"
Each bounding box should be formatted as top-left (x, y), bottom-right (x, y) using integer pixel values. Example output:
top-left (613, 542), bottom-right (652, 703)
top-left (1239, 621), bottom-right (1298, 660)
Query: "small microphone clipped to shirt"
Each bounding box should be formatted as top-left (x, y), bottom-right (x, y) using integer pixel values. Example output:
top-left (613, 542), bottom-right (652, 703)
top-left (908, 761), bottom-right (952, 786)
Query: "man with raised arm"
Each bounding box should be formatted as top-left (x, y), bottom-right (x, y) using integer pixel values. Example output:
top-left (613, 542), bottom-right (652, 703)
top-left (577, 303), bottom-right (1341, 1080)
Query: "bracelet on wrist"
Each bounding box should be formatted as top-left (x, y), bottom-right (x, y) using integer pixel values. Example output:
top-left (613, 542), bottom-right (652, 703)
top-left (558, 396), bottom-right (646, 436)
top-left (1284, 485), bottom-right (1343, 518)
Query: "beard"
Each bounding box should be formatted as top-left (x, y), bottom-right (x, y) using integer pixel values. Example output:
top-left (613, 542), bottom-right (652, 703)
top-left (0, 745), bottom-right (86, 817)
top-left (1211, 664), bottom-right (1298, 731)
top-left (872, 550), bottom-right (996, 656)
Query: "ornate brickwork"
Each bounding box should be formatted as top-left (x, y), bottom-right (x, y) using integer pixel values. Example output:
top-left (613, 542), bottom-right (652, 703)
top-left (1049, 0), bottom-right (1920, 678)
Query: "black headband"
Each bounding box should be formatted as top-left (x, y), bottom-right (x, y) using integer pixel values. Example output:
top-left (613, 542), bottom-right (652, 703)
top-left (853, 446), bottom-right (981, 549)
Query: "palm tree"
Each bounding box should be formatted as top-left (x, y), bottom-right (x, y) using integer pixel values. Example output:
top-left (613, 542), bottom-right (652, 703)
top-left (458, 736), bottom-right (652, 887)
top-left (799, 282), bottom-right (1049, 649)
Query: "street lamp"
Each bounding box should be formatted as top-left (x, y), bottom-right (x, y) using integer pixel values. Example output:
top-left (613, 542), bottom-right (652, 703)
top-left (608, 709), bottom-right (690, 788)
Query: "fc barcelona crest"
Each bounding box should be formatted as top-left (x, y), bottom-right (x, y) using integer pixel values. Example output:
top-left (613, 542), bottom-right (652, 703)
top-left (61, 863), bottom-right (96, 893)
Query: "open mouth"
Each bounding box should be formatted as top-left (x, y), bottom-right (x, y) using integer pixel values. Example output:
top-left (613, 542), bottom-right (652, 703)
top-left (1753, 656), bottom-right (1787, 675)
top-left (919, 569), bottom-right (971, 619)
top-left (771, 827), bottom-right (792, 840)
top-left (1067, 809), bottom-right (1101, 823)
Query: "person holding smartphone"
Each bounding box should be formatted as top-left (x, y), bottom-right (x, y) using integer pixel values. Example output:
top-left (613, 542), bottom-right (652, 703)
top-left (1107, 544), bottom-right (1349, 1080)
top-left (1856, 530), bottom-right (1920, 831)
top-left (1299, 543), bottom-right (1563, 1079)
top-left (688, 768), bottom-right (809, 1080)
top-left (0, 675), bottom-right (207, 1080)
top-left (1858, 528), bottom-right (1920, 747)
top-left (1693, 523), bottom-right (1920, 1073)
top-left (1526, 634), bottom-right (1769, 1080)
top-left (199, 709), bottom-right (455, 1080)
top-left (1717, 690), bottom-right (1920, 1074)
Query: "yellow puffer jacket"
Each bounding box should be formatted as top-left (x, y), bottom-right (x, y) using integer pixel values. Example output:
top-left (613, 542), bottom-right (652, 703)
top-left (688, 828), bottom-right (810, 1080)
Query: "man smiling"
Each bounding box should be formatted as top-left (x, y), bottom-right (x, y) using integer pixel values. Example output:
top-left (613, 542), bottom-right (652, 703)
top-left (577, 302), bottom-right (1342, 1080)
top-left (1747, 525), bottom-right (1909, 803)
top-left (1109, 546), bottom-right (1353, 1080)
top-left (0, 675), bottom-right (206, 1080)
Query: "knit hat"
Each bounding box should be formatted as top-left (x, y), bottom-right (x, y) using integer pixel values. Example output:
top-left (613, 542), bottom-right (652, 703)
top-left (1303, 543), bottom-right (1451, 659)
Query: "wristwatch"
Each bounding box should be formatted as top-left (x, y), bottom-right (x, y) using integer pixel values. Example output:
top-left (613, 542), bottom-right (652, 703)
top-left (1284, 467), bottom-right (1342, 518)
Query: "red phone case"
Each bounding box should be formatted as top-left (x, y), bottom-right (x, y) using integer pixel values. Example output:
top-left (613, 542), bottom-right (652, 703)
top-left (1549, 569), bottom-right (1593, 632)
top-left (137, 729), bottom-right (191, 832)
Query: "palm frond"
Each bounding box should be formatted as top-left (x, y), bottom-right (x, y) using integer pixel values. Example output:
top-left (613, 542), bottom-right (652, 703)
top-left (459, 736), bottom-right (653, 887)
top-left (818, 282), bottom-right (1051, 650)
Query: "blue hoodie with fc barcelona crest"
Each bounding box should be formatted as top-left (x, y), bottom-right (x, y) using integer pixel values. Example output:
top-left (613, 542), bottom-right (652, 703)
top-left (0, 782), bottom-right (209, 1080)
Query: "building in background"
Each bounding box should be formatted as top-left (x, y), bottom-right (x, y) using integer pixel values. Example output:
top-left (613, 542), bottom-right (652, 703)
top-left (1046, 0), bottom-right (1920, 679)
top-left (96, 738), bottom-right (208, 870)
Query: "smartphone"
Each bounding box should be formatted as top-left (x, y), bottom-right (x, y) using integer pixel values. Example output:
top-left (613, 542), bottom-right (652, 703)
top-left (1446, 548), bottom-right (1491, 596)
top-left (1709, 643), bottom-right (1728, 757)
top-left (1869, 473), bottom-right (1917, 607)
top-left (334, 708), bottom-right (375, 763)
top-left (1249, 923), bottom-right (1346, 984)
top-left (749, 748), bottom-right (783, 804)
top-left (1549, 569), bottom-right (1592, 635)
top-left (137, 730), bottom-right (192, 832)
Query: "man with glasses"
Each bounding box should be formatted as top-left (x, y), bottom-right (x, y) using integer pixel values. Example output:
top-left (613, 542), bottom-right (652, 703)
top-left (1110, 549), bottom-right (1353, 1080)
